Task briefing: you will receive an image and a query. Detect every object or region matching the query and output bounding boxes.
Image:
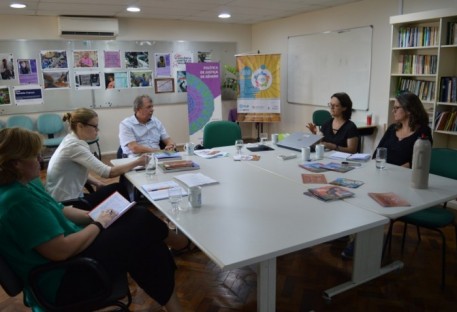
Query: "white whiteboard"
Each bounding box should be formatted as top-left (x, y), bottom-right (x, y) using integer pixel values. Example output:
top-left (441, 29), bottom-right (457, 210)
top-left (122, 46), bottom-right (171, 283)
top-left (287, 26), bottom-right (372, 110)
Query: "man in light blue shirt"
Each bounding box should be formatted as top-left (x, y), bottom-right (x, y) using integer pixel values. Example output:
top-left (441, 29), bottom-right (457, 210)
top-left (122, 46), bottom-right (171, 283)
top-left (119, 94), bottom-right (176, 156)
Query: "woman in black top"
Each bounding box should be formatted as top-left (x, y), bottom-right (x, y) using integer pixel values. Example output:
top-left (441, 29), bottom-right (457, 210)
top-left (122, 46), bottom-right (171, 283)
top-left (374, 92), bottom-right (432, 168)
top-left (307, 92), bottom-right (359, 153)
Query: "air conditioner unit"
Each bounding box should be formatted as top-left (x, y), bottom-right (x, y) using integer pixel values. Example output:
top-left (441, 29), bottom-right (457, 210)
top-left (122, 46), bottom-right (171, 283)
top-left (58, 16), bottom-right (119, 38)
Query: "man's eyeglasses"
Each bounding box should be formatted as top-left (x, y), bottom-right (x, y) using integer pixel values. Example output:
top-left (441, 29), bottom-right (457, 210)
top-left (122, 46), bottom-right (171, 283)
top-left (83, 123), bottom-right (99, 130)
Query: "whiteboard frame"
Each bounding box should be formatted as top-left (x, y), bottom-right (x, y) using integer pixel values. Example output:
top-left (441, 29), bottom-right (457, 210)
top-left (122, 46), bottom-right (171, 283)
top-left (287, 25), bottom-right (373, 111)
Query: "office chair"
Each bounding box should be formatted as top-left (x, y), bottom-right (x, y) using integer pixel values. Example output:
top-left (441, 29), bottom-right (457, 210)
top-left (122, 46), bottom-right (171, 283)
top-left (312, 110), bottom-right (332, 130)
top-left (6, 115), bottom-right (34, 130)
top-left (202, 120), bottom-right (242, 148)
top-left (88, 137), bottom-right (102, 160)
top-left (36, 113), bottom-right (65, 149)
top-left (0, 254), bottom-right (131, 312)
top-left (385, 148), bottom-right (457, 289)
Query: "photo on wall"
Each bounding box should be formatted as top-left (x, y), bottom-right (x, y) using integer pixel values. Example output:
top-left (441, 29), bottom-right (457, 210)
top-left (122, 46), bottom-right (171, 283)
top-left (125, 51), bottom-right (149, 68)
top-left (40, 50), bottom-right (68, 70)
top-left (0, 86), bottom-right (11, 105)
top-left (104, 50), bottom-right (122, 68)
top-left (75, 72), bottom-right (101, 90)
top-left (0, 53), bottom-right (15, 80)
top-left (42, 70), bottom-right (70, 89)
top-left (74, 50), bottom-right (99, 68)
top-left (130, 70), bottom-right (152, 88)
top-left (104, 71), bottom-right (128, 89)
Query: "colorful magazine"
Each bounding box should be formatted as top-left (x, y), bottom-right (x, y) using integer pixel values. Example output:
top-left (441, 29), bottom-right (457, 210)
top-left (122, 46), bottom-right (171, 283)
top-left (299, 162), bottom-right (327, 173)
top-left (329, 178), bottom-right (364, 188)
top-left (368, 192), bottom-right (411, 207)
top-left (320, 162), bottom-right (355, 173)
top-left (307, 185), bottom-right (355, 201)
top-left (301, 174), bottom-right (327, 184)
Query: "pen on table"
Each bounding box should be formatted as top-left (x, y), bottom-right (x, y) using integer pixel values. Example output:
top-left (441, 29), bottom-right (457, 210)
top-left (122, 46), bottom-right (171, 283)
top-left (147, 186), bottom-right (173, 192)
top-left (134, 167), bottom-right (145, 171)
top-left (342, 161), bottom-right (362, 167)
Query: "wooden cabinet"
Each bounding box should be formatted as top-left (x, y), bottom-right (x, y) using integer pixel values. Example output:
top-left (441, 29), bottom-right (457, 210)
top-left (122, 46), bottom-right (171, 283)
top-left (389, 9), bottom-right (457, 148)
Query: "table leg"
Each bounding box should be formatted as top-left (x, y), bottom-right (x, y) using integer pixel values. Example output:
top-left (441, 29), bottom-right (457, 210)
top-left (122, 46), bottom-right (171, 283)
top-left (257, 258), bottom-right (276, 312)
top-left (323, 225), bottom-right (404, 300)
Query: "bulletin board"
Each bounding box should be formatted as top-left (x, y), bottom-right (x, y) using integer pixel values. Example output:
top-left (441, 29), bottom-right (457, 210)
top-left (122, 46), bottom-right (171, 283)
top-left (287, 26), bottom-right (372, 110)
top-left (0, 40), bottom-right (236, 115)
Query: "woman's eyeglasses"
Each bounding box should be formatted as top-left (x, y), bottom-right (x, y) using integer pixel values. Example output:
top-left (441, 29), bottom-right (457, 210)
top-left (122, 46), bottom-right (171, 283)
top-left (83, 123), bottom-right (99, 130)
top-left (327, 103), bottom-right (341, 109)
top-left (392, 106), bottom-right (402, 111)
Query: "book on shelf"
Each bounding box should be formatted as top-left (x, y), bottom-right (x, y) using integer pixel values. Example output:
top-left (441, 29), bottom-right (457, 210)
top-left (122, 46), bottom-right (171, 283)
top-left (194, 149), bottom-right (228, 159)
top-left (329, 178), bottom-right (364, 188)
top-left (320, 162), bottom-right (356, 173)
top-left (299, 162), bottom-right (327, 173)
top-left (158, 160), bottom-right (200, 173)
top-left (173, 172), bottom-right (218, 188)
top-left (154, 151), bottom-right (182, 161)
top-left (88, 191), bottom-right (136, 228)
top-left (329, 151), bottom-right (371, 161)
top-left (368, 192), bottom-right (411, 207)
top-left (306, 185), bottom-right (355, 202)
top-left (301, 173), bottom-right (327, 184)
top-left (141, 181), bottom-right (188, 201)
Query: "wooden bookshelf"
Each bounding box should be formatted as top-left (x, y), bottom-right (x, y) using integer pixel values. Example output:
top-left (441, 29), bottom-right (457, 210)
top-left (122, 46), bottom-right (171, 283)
top-left (389, 9), bottom-right (457, 148)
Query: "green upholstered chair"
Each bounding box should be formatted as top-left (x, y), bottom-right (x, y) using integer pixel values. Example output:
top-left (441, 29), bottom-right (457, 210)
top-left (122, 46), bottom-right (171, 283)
top-left (312, 110), bottom-right (332, 130)
top-left (0, 254), bottom-right (131, 311)
top-left (0, 120), bottom-right (5, 129)
top-left (391, 148), bottom-right (457, 289)
top-left (7, 115), bottom-right (34, 130)
top-left (36, 113), bottom-right (65, 149)
top-left (203, 120), bottom-right (242, 148)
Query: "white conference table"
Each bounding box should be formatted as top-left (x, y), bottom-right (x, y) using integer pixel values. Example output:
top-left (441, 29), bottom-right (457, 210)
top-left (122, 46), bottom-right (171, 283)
top-left (233, 143), bottom-right (457, 298)
top-left (240, 144), bottom-right (457, 219)
top-left (113, 153), bottom-right (388, 311)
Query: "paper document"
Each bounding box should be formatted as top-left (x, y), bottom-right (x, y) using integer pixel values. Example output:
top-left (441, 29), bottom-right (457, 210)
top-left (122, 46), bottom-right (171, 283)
top-left (88, 191), bottom-right (135, 228)
top-left (142, 181), bottom-right (188, 200)
top-left (173, 172), bottom-right (218, 188)
top-left (194, 149), bottom-right (228, 159)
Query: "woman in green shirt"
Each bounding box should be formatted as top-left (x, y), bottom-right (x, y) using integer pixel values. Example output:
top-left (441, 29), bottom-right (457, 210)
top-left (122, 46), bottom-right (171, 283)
top-left (0, 127), bottom-right (183, 311)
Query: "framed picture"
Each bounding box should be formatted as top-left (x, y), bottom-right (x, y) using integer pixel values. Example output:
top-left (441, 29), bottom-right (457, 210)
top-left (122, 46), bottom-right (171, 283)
top-left (154, 78), bottom-right (175, 93)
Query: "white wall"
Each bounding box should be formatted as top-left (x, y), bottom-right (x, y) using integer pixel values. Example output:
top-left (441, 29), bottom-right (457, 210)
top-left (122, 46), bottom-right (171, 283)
top-left (251, 0), bottom-right (457, 152)
top-left (2, 0), bottom-right (457, 154)
top-left (0, 15), bottom-right (251, 153)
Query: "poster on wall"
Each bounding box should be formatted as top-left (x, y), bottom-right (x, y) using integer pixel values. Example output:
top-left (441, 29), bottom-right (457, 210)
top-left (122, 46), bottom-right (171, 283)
top-left (155, 53), bottom-right (171, 77)
top-left (17, 59), bottom-right (38, 85)
top-left (186, 62), bottom-right (221, 144)
top-left (105, 71), bottom-right (128, 89)
top-left (236, 53), bottom-right (281, 123)
top-left (104, 50), bottom-right (122, 69)
top-left (130, 70), bottom-right (153, 87)
top-left (13, 85), bottom-right (43, 105)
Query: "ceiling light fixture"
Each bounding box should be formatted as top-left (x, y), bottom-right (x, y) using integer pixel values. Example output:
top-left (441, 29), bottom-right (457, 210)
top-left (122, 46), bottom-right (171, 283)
top-left (10, 3), bottom-right (27, 9)
top-left (127, 6), bottom-right (141, 13)
top-left (218, 13), bottom-right (231, 19)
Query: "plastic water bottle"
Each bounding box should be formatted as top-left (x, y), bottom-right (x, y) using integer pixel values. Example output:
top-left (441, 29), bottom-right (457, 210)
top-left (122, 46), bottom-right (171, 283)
top-left (411, 135), bottom-right (431, 189)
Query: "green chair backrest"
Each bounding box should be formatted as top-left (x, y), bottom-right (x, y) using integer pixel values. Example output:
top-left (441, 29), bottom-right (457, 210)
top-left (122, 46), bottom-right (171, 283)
top-left (0, 120), bottom-right (5, 129)
top-left (312, 110), bottom-right (332, 127)
top-left (203, 120), bottom-right (242, 148)
top-left (430, 148), bottom-right (457, 180)
top-left (36, 113), bottom-right (64, 137)
top-left (6, 115), bottom-right (34, 130)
